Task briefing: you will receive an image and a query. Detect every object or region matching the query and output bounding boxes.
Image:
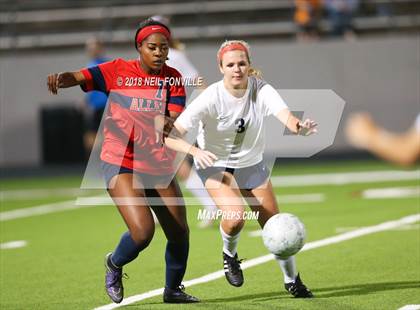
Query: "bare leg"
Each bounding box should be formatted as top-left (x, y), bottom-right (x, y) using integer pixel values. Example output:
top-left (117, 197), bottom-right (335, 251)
top-left (241, 180), bottom-right (297, 284)
top-left (107, 173), bottom-right (155, 267)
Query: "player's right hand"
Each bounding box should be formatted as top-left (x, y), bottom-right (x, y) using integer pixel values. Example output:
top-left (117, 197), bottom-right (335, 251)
top-left (191, 148), bottom-right (218, 169)
top-left (47, 73), bottom-right (60, 95)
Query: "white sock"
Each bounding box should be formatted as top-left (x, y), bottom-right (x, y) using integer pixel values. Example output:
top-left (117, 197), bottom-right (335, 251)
top-left (275, 255), bottom-right (297, 283)
top-left (186, 170), bottom-right (217, 211)
top-left (220, 224), bottom-right (240, 257)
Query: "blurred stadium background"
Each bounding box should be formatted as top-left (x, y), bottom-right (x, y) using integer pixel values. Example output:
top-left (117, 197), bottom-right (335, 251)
top-left (0, 0), bottom-right (419, 168)
top-left (0, 1), bottom-right (419, 309)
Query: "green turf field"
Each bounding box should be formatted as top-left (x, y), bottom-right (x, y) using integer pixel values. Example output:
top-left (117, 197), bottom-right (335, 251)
top-left (1, 160), bottom-right (419, 310)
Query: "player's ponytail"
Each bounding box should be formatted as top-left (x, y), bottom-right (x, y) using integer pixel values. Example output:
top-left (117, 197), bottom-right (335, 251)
top-left (248, 67), bottom-right (262, 79)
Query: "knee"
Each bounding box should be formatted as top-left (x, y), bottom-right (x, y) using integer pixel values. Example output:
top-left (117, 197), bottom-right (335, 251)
top-left (222, 219), bottom-right (245, 236)
top-left (129, 224), bottom-right (155, 247)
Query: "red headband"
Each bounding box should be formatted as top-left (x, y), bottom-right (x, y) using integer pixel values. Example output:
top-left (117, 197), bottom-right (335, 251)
top-left (136, 25), bottom-right (171, 45)
top-left (217, 43), bottom-right (249, 62)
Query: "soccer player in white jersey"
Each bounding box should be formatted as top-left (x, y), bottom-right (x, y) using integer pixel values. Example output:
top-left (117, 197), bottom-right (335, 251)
top-left (164, 40), bottom-right (317, 297)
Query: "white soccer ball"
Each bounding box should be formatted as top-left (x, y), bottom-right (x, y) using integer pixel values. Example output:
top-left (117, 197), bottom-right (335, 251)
top-left (262, 213), bottom-right (306, 259)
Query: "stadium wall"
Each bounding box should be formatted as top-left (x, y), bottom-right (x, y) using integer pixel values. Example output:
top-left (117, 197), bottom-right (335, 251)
top-left (0, 35), bottom-right (418, 167)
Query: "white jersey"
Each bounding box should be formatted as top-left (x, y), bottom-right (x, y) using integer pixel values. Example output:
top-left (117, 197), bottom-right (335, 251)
top-left (176, 77), bottom-right (288, 168)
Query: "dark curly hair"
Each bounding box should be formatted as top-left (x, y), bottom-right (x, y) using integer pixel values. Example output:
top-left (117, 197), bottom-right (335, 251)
top-left (134, 18), bottom-right (171, 50)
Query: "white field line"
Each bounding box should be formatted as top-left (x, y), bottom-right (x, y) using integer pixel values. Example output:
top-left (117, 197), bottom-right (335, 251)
top-left (251, 223), bottom-right (420, 237)
top-left (93, 213), bottom-right (420, 310)
top-left (361, 186), bottom-right (420, 199)
top-left (398, 305), bottom-right (420, 310)
top-left (0, 240), bottom-right (27, 249)
top-left (75, 193), bottom-right (325, 206)
top-left (0, 188), bottom-right (100, 200)
top-left (335, 223), bottom-right (420, 233)
top-left (248, 230), bottom-right (264, 237)
top-left (270, 170), bottom-right (419, 187)
top-left (1, 170), bottom-right (418, 201)
top-left (248, 222), bottom-right (420, 237)
top-left (0, 193), bottom-right (324, 222)
top-left (0, 200), bottom-right (95, 221)
top-left (2, 168), bottom-right (419, 220)
top-left (277, 193), bottom-right (325, 203)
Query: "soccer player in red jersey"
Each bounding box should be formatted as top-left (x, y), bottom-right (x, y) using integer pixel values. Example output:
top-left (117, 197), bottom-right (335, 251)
top-left (47, 18), bottom-right (199, 304)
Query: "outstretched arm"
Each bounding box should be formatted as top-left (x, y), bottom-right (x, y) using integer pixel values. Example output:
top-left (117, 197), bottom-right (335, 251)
top-left (276, 108), bottom-right (318, 136)
top-left (346, 113), bottom-right (420, 166)
top-left (162, 121), bottom-right (218, 169)
top-left (47, 71), bottom-right (86, 95)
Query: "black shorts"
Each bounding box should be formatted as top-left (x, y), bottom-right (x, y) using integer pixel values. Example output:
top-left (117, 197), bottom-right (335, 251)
top-left (196, 161), bottom-right (270, 190)
top-left (101, 161), bottom-right (173, 189)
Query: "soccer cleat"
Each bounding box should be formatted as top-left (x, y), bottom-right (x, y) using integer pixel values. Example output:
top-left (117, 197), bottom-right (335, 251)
top-left (163, 285), bottom-right (200, 303)
top-left (104, 252), bottom-right (127, 304)
top-left (223, 252), bottom-right (244, 287)
top-left (284, 273), bottom-right (313, 298)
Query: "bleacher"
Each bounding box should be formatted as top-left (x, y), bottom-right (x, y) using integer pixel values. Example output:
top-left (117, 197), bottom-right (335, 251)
top-left (0, 0), bottom-right (419, 50)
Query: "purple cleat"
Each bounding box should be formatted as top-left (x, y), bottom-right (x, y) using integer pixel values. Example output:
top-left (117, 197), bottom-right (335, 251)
top-left (104, 252), bottom-right (127, 304)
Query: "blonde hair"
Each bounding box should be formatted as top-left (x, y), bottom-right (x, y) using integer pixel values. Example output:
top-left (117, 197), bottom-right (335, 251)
top-left (217, 40), bottom-right (262, 78)
top-left (248, 67), bottom-right (262, 78)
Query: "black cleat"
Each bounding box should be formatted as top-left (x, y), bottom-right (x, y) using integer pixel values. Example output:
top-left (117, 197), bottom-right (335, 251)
top-left (284, 273), bottom-right (314, 298)
top-left (163, 285), bottom-right (200, 303)
top-left (223, 252), bottom-right (244, 287)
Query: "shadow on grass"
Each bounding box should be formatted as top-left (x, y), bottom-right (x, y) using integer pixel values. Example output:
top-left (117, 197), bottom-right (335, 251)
top-left (118, 280), bottom-right (420, 308)
top-left (310, 280), bottom-right (420, 298)
top-left (225, 280), bottom-right (420, 303)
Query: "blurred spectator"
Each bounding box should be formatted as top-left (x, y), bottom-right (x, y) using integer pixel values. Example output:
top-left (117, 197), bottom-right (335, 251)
top-left (345, 113), bottom-right (420, 167)
top-left (151, 15), bottom-right (202, 85)
top-left (294, 0), bottom-right (323, 42)
top-left (325, 0), bottom-right (360, 40)
top-left (84, 37), bottom-right (109, 154)
top-left (373, 1), bottom-right (393, 17)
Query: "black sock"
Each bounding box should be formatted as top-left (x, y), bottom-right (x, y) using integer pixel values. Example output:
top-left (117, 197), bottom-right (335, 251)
top-left (165, 239), bottom-right (189, 289)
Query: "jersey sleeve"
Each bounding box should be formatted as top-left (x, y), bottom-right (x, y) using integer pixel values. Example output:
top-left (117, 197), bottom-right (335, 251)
top-left (259, 84), bottom-right (289, 117)
top-left (175, 88), bottom-right (211, 132)
top-left (167, 69), bottom-right (186, 113)
top-left (80, 59), bottom-right (119, 94)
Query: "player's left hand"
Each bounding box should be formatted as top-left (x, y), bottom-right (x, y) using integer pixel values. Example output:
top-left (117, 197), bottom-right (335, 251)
top-left (298, 119), bottom-right (318, 136)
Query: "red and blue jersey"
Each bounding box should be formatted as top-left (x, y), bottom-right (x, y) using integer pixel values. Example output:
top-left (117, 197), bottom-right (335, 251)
top-left (85, 56), bottom-right (109, 110)
top-left (80, 58), bottom-right (186, 175)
